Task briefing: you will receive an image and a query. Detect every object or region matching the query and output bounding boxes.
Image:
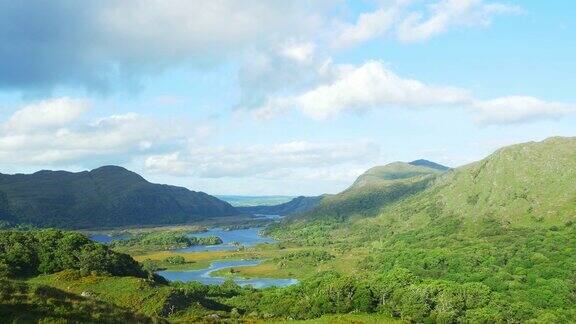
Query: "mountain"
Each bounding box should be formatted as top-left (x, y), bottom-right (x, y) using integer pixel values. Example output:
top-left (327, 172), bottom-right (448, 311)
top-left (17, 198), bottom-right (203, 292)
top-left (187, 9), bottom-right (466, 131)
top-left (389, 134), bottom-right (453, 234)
top-left (290, 138), bottom-right (576, 228)
top-left (0, 166), bottom-right (239, 229)
top-left (239, 161), bottom-right (449, 218)
top-left (409, 159), bottom-right (451, 171)
top-left (237, 196), bottom-right (325, 216)
top-left (216, 195), bottom-right (295, 207)
top-left (350, 161), bottom-right (448, 189)
top-left (294, 161), bottom-right (449, 221)
top-left (410, 136), bottom-right (576, 229)
top-left (269, 137), bottom-right (576, 322)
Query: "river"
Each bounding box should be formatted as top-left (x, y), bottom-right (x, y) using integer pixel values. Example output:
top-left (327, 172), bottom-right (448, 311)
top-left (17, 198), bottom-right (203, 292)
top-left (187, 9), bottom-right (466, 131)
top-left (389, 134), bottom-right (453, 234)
top-left (157, 259), bottom-right (298, 288)
top-left (90, 225), bottom-right (298, 288)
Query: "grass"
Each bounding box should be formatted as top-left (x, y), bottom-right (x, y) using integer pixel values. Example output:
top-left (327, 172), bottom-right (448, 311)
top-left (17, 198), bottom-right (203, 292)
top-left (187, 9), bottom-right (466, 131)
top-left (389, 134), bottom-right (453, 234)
top-left (272, 314), bottom-right (404, 323)
top-left (28, 271), bottom-right (174, 317)
top-left (0, 279), bottom-right (159, 323)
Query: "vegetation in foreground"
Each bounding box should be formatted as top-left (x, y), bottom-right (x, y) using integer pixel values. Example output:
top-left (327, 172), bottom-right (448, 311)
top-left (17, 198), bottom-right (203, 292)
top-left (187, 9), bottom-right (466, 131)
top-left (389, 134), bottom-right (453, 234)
top-left (0, 279), bottom-right (159, 323)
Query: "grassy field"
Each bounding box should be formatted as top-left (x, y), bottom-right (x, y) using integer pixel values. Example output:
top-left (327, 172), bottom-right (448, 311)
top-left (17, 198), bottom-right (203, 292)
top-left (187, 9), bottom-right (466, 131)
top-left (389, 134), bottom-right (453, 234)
top-left (28, 271), bottom-right (175, 317)
top-left (276, 314), bottom-right (403, 323)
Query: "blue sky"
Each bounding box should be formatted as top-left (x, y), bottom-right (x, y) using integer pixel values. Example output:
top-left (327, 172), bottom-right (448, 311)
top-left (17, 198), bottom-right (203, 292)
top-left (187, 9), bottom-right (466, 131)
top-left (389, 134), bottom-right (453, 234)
top-left (0, 0), bottom-right (574, 195)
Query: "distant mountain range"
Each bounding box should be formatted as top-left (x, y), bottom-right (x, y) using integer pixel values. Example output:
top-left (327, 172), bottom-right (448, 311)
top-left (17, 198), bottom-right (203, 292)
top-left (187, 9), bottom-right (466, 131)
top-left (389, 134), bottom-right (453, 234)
top-left (0, 166), bottom-right (239, 229)
top-left (239, 159), bottom-right (449, 217)
top-left (216, 195), bottom-right (295, 207)
top-left (237, 196), bottom-right (325, 216)
top-left (292, 160), bottom-right (449, 221)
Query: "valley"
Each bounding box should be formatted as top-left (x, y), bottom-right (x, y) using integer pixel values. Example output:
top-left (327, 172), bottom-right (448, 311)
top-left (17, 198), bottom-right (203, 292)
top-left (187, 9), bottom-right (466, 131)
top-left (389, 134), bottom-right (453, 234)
top-left (1, 137), bottom-right (576, 323)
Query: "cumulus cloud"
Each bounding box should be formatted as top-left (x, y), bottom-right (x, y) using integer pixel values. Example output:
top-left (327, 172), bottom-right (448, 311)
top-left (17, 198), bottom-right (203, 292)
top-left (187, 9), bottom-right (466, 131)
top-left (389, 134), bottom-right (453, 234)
top-left (4, 97), bottom-right (90, 133)
top-left (0, 0), bottom-right (331, 92)
top-left (145, 140), bottom-right (382, 179)
top-left (251, 60), bottom-right (471, 120)
top-left (236, 40), bottom-right (340, 116)
top-left (296, 61), bottom-right (471, 119)
top-left (474, 96), bottom-right (576, 125)
top-left (247, 60), bottom-right (576, 125)
top-left (0, 98), bottom-right (190, 166)
top-left (397, 0), bottom-right (521, 43)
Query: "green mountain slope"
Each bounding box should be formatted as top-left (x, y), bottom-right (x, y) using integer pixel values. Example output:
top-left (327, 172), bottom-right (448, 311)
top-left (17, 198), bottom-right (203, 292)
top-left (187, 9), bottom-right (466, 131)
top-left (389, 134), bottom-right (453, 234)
top-left (0, 166), bottom-right (239, 229)
top-left (295, 161), bottom-right (449, 222)
top-left (434, 136), bottom-right (576, 227)
top-left (267, 137), bottom-right (576, 322)
top-left (374, 137), bottom-right (576, 233)
top-left (350, 160), bottom-right (448, 189)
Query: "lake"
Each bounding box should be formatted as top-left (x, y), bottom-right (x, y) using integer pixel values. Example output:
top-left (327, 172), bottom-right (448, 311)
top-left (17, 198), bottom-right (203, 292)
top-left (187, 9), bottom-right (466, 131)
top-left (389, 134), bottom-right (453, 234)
top-left (157, 259), bottom-right (298, 288)
top-left (176, 227), bottom-right (277, 252)
top-left (89, 233), bottom-right (130, 243)
top-left (89, 227), bottom-right (276, 251)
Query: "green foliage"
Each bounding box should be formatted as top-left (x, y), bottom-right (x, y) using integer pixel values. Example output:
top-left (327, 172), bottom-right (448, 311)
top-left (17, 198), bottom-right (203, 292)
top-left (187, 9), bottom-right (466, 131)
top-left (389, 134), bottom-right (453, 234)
top-left (263, 137), bottom-right (576, 322)
top-left (0, 229), bottom-right (146, 278)
top-left (0, 279), bottom-right (159, 323)
top-left (164, 255), bottom-right (186, 265)
top-left (350, 162), bottom-right (446, 189)
top-left (110, 232), bottom-right (223, 251)
top-left (299, 173), bottom-right (437, 222)
top-left (274, 250), bottom-right (335, 268)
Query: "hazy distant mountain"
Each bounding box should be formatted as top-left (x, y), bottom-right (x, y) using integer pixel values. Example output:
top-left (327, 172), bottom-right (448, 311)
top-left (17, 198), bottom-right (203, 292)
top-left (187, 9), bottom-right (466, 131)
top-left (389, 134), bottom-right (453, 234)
top-left (216, 195), bottom-right (295, 207)
top-left (237, 196), bottom-right (325, 216)
top-left (0, 166), bottom-right (239, 229)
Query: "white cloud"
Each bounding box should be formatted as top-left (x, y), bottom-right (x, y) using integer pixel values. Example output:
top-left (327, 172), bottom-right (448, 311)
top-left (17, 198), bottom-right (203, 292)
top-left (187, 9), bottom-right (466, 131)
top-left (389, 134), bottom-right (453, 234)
top-left (0, 98), bottom-right (190, 166)
top-left (335, 1), bottom-right (406, 48)
top-left (474, 96), bottom-right (576, 125)
top-left (298, 61), bottom-right (471, 119)
top-left (144, 140), bottom-right (382, 179)
top-left (5, 98), bottom-right (90, 133)
top-left (279, 41), bottom-right (316, 63)
top-left (236, 41), bottom-right (340, 115)
top-left (251, 61), bottom-right (471, 120)
top-left (397, 0), bottom-right (521, 43)
top-left (246, 59), bottom-right (576, 125)
top-left (333, 0), bottom-right (520, 47)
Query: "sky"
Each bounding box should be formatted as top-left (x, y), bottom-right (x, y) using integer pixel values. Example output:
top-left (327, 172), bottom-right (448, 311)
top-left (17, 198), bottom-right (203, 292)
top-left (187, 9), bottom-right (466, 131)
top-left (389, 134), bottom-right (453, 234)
top-left (0, 0), bottom-right (574, 196)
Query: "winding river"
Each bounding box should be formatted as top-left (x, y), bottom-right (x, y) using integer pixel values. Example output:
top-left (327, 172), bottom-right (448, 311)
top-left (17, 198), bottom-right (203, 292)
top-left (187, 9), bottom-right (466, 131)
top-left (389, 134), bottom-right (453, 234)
top-left (90, 226), bottom-right (298, 289)
top-left (157, 259), bottom-right (298, 288)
